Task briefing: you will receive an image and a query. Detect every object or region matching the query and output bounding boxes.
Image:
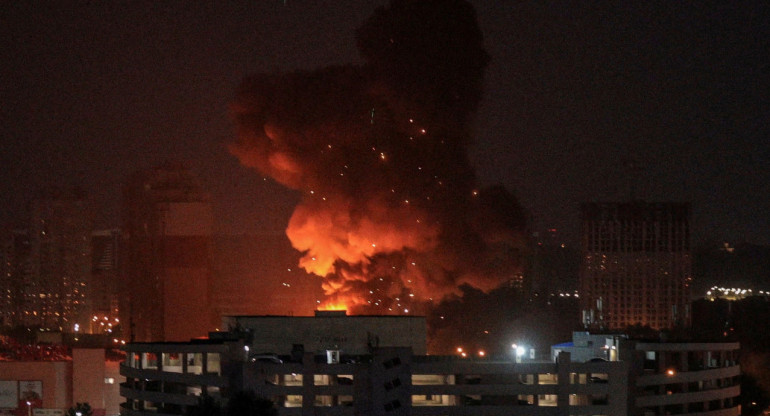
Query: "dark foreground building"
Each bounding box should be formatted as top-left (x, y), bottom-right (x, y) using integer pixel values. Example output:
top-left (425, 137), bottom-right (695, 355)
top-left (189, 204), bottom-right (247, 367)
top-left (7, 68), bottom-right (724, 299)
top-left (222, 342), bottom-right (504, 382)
top-left (119, 312), bottom-right (740, 416)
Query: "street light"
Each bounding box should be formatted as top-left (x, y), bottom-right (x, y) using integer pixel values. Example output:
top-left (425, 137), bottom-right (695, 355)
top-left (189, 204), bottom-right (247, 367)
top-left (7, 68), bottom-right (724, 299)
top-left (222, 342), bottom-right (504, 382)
top-left (512, 343), bottom-right (526, 363)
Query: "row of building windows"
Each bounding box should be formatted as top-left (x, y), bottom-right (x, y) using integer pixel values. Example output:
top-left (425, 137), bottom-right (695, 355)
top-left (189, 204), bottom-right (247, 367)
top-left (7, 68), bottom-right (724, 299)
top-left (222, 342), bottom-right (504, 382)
top-left (584, 221), bottom-right (690, 253)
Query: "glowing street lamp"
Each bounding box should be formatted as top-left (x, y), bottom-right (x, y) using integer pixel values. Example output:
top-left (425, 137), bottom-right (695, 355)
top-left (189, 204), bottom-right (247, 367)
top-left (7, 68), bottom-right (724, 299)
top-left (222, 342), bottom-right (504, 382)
top-left (512, 344), bottom-right (526, 357)
top-left (512, 343), bottom-right (527, 362)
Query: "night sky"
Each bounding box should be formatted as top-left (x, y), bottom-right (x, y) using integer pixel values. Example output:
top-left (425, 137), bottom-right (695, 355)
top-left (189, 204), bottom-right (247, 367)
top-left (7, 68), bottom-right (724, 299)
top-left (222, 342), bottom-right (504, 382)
top-left (2, 1), bottom-right (769, 247)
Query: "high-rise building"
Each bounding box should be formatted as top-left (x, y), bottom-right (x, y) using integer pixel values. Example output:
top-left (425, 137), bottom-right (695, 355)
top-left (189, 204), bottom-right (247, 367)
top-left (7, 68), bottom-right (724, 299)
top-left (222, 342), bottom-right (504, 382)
top-left (1, 189), bottom-right (101, 332)
top-left (1, 230), bottom-right (22, 326)
top-left (580, 201), bottom-right (691, 330)
top-left (121, 162), bottom-right (214, 342)
top-left (529, 228), bottom-right (579, 296)
top-left (0, 230), bottom-right (33, 327)
top-left (90, 229), bottom-right (122, 334)
top-left (22, 189), bottom-right (93, 331)
top-left (0, 225), bottom-right (126, 334)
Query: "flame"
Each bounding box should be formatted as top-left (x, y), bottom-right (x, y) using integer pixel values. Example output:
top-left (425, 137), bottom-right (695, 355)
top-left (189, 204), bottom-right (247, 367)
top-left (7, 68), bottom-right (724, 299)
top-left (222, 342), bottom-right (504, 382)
top-left (318, 302), bottom-right (348, 311)
top-left (231, 0), bottom-right (526, 314)
top-left (318, 292), bottom-right (363, 312)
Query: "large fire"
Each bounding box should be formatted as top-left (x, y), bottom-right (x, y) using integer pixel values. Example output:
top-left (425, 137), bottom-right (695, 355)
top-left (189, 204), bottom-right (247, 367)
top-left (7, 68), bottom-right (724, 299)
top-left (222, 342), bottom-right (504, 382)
top-left (317, 302), bottom-right (348, 312)
top-left (231, 0), bottom-right (527, 314)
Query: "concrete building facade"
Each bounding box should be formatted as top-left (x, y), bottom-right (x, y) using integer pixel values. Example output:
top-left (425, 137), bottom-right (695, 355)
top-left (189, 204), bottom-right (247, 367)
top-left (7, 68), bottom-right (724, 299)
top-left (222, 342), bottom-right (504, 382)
top-left (0, 190), bottom-right (95, 332)
top-left (119, 314), bottom-right (740, 416)
top-left (0, 193), bottom-right (123, 334)
top-left (222, 311), bottom-right (427, 356)
top-left (0, 230), bottom-right (30, 327)
top-left (0, 348), bottom-right (122, 416)
top-left (630, 341), bottom-right (740, 415)
top-left (89, 229), bottom-right (122, 335)
top-left (1, 225), bottom-right (123, 335)
top-left (121, 163), bottom-right (215, 342)
top-left (580, 202), bottom-right (692, 330)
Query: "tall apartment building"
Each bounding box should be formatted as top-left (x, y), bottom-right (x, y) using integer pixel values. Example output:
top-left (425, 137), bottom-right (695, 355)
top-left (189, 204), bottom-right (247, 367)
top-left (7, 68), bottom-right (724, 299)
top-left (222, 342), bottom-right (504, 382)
top-left (19, 190), bottom-right (94, 331)
top-left (529, 228), bottom-right (579, 295)
top-left (121, 163), bottom-right (214, 342)
top-left (0, 230), bottom-right (32, 327)
top-left (1, 231), bottom-right (15, 326)
top-left (1, 231), bottom-right (21, 326)
top-left (0, 227), bottom-right (127, 334)
top-left (580, 201), bottom-right (691, 330)
top-left (90, 229), bottom-right (122, 334)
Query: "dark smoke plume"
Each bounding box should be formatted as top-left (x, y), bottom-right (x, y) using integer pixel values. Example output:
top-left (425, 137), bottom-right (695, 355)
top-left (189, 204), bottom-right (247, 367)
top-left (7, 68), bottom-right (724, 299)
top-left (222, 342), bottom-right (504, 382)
top-left (231, 0), bottom-right (526, 314)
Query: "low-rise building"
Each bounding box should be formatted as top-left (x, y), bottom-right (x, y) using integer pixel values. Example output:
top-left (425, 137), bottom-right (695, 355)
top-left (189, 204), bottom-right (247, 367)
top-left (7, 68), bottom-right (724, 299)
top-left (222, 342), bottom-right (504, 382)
top-left (0, 348), bottom-right (122, 416)
top-left (630, 341), bottom-right (740, 415)
top-left (119, 314), bottom-right (741, 416)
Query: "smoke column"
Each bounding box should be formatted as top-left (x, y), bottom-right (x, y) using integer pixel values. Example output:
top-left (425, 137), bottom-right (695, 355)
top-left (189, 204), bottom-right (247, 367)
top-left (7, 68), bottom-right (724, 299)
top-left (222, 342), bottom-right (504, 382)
top-left (231, 0), bottom-right (527, 314)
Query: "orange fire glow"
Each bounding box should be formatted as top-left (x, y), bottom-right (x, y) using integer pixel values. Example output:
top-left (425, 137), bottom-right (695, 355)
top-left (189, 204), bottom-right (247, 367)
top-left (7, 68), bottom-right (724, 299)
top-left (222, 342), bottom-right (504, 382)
top-left (318, 302), bottom-right (348, 311)
top-left (230, 0), bottom-right (526, 315)
top-left (317, 293), bottom-right (363, 312)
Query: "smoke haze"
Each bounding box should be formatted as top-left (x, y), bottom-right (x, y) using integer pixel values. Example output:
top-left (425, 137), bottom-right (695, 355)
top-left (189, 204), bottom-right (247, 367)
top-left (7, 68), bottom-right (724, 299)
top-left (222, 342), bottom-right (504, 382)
top-left (231, 0), bottom-right (526, 313)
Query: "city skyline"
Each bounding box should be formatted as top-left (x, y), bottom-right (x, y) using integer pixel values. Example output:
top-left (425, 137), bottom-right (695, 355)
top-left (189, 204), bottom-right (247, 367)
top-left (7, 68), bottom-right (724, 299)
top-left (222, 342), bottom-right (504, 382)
top-left (1, 3), bottom-right (767, 413)
top-left (1, 1), bottom-right (769, 249)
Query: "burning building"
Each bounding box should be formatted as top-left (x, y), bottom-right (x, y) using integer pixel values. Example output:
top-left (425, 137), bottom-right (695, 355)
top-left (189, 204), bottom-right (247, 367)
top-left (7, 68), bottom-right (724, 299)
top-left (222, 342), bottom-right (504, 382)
top-left (230, 0), bottom-right (527, 315)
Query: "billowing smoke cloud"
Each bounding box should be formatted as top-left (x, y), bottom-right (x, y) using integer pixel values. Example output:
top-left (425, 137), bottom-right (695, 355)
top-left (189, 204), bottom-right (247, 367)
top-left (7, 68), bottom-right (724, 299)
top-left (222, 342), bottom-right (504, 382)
top-left (231, 0), bottom-right (527, 313)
